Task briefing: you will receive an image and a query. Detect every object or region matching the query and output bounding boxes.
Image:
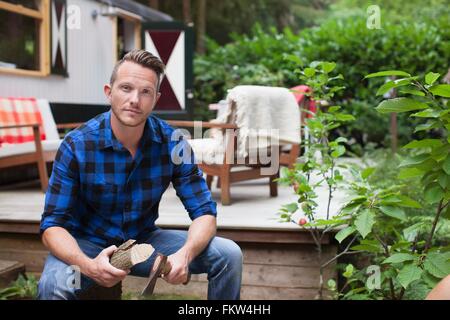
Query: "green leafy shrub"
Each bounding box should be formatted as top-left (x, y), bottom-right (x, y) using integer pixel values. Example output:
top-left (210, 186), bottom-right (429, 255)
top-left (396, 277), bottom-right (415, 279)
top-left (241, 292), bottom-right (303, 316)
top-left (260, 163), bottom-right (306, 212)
top-left (278, 63), bottom-right (450, 300)
top-left (330, 70), bottom-right (450, 300)
top-left (194, 15), bottom-right (450, 149)
top-left (0, 274), bottom-right (38, 300)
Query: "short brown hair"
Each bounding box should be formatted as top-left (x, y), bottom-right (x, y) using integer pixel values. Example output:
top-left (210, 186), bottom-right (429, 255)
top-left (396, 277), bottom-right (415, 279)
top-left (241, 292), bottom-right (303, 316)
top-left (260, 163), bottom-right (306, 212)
top-left (110, 49), bottom-right (165, 90)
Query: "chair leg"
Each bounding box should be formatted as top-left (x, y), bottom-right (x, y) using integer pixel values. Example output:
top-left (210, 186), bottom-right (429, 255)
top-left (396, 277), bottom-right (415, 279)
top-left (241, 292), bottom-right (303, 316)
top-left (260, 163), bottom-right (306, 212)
top-left (206, 175), bottom-right (213, 189)
top-left (37, 160), bottom-right (49, 192)
top-left (269, 173), bottom-right (278, 197)
top-left (216, 177), bottom-right (221, 189)
top-left (220, 174), bottom-right (231, 205)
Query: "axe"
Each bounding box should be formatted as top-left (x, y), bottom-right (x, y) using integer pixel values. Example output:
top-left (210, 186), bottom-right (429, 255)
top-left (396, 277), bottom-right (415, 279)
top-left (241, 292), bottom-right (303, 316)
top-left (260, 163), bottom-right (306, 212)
top-left (141, 253), bottom-right (191, 296)
top-left (109, 240), bottom-right (190, 296)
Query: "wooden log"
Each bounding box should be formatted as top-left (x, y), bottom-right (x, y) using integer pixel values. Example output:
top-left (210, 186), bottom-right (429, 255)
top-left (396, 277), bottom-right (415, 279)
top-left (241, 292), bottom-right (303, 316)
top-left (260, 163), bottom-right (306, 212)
top-left (109, 240), bottom-right (154, 270)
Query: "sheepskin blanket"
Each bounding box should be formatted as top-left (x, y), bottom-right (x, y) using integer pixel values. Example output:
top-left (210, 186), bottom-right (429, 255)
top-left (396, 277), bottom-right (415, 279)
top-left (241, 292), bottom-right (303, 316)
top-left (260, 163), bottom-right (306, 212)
top-left (188, 85), bottom-right (301, 165)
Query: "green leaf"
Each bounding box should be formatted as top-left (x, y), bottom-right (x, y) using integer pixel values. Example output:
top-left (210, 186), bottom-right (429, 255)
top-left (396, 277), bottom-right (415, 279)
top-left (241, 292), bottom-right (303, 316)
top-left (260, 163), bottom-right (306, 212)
top-left (304, 68), bottom-right (316, 78)
top-left (327, 279), bottom-right (337, 290)
top-left (378, 206), bottom-right (406, 221)
top-left (396, 195), bottom-right (422, 208)
top-left (400, 88), bottom-right (425, 97)
top-left (361, 167), bottom-right (375, 179)
top-left (376, 98), bottom-right (428, 114)
top-left (424, 183), bottom-right (444, 204)
top-left (443, 156), bottom-right (450, 175)
top-left (411, 109), bottom-right (441, 118)
top-left (399, 154), bottom-right (429, 167)
top-left (331, 145), bottom-right (346, 158)
top-left (321, 62), bottom-right (336, 73)
top-left (429, 84), bottom-right (450, 98)
top-left (343, 264), bottom-right (354, 278)
top-left (335, 226), bottom-right (356, 243)
top-left (383, 253), bottom-right (416, 264)
top-left (397, 264), bottom-right (423, 289)
top-left (334, 137), bottom-right (348, 144)
top-left (283, 54), bottom-right (302, 65)
top-left (328, 106), bottom-right (341, 113)
top-left (354, 209), bottom-right (376, 239)
top-left (437, 173), bottom-right (449, 189)
top-left (398, 168), bottom-right (423, 179)
top-left (335, 114), bottom-right (355, 122)
top-left (414, 120), bottom-right (440, 132)
top-left (283, 203), bottom-right (298, 213)
top-left (423, 253), bottom-right (450, 278)
top-left (365, 70), bottom-right (411, 79)
top-left (375, 81), bottom-right (396, 96)
top-left (442, 205), bottom-right (450, 220)
top-left (376, 78), bottom-right (416, 96)
top-left (403, 139), bottom-right (443, 149)
top-left (422, 271), bottom-right (441, 288)
top-left (425, 72), bottom-right (440, 85)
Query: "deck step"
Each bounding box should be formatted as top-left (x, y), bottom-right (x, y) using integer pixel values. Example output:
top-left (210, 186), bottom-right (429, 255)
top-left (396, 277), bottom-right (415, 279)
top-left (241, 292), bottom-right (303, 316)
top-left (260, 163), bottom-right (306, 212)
top-left (0, 259), bottom-right (25, 287)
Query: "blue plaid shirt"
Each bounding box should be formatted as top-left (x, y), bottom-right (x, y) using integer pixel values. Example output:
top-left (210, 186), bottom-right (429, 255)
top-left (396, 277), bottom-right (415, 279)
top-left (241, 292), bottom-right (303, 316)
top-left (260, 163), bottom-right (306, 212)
top-left (40, 111), bottom-right (217, 247)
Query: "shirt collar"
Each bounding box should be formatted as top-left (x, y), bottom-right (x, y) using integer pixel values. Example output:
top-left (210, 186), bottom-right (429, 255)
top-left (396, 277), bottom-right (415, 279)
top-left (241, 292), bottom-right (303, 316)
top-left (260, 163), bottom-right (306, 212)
top-left (99, 111), bottom-right (163, 150)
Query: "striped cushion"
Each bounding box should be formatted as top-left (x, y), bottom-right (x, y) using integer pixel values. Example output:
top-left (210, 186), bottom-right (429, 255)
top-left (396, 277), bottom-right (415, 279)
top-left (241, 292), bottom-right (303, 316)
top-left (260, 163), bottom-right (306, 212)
top-left (0, 97), bottom-right (46, 144)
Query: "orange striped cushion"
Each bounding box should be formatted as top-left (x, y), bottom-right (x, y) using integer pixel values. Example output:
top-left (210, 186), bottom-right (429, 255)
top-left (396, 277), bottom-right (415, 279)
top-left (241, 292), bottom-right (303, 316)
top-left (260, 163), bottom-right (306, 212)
top-left (0, 97), bottom-right (46, 144)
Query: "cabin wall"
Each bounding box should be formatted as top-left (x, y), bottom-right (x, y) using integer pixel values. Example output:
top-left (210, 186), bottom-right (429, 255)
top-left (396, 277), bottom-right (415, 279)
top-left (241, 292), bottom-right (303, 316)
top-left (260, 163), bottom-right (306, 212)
top-left (0, 0), bottom-right (115, 105)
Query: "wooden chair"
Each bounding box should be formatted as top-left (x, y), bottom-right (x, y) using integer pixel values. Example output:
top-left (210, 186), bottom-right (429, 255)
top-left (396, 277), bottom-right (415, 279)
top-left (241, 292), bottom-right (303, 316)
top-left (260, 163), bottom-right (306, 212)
top-left (0, 98), bottom-right (83, 192)
top-left (167, 85), bottom-right (301, 205)
top-left (0, 98), bottom-right (63, 192)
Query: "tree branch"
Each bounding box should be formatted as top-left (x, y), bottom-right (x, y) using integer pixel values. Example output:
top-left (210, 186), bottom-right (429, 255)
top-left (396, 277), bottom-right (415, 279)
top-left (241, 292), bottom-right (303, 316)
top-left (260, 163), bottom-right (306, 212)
top-left (424, 199), bottom-right (445, 254)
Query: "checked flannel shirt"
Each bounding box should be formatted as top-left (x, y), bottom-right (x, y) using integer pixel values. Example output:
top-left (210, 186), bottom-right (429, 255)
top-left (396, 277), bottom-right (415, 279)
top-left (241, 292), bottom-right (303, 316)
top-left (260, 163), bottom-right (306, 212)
top-left (40, 111), bottom-right (217, 246)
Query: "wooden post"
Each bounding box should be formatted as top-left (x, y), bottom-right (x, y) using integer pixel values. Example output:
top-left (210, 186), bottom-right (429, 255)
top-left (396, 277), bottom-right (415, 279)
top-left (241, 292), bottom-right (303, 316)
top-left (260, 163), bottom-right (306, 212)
top-left (196, 0), bottom-right (206, 54)
top-left (148, 0), bottom-right (159, 10)
top-left (183, 0), bottom-right (192, 25)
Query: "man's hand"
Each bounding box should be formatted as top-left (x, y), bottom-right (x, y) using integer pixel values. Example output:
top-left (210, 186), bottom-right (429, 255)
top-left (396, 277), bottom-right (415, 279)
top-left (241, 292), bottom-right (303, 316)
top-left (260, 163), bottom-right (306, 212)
top-left (84, 245), bottom-right (130, 288)
top-left (163, 248), bottom-right (191, 285)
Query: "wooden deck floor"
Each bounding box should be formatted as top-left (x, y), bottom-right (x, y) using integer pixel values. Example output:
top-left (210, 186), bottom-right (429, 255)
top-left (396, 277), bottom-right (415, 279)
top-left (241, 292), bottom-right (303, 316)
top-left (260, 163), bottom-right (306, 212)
top-left (0, 174), bottom-right (346, 230)
top-left (0, 176), bottom-right (346, 299)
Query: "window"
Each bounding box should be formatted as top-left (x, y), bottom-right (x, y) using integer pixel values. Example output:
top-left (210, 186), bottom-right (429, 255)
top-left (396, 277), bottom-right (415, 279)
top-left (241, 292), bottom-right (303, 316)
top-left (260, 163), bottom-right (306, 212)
top-left (0, 0), bottom-right (50, 76)
top-left (114, 10), bottom-right (142, 61)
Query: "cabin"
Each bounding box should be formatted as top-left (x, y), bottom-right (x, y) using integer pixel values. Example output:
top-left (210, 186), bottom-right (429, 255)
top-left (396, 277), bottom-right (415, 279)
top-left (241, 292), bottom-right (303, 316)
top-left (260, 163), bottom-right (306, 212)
top-left (0, 0), bottom-right (194, 123)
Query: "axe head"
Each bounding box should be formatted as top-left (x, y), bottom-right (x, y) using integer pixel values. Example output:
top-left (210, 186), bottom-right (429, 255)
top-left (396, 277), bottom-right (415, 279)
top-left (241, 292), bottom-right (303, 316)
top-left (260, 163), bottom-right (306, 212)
top-left (141, 253), bottom-right (170, 296)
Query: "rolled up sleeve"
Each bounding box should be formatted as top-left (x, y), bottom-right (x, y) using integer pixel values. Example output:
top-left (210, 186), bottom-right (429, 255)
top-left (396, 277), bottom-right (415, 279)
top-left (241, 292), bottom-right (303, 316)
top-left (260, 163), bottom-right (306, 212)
top-left (40, 137), bottom-right (79, 234)
top-left (171, 139), bottom-right (217, 220)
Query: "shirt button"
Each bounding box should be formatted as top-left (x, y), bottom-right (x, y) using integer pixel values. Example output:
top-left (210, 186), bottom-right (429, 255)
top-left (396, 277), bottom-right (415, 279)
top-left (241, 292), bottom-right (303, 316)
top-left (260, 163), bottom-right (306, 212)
top-left (124, 203), bottom-right (131, 211)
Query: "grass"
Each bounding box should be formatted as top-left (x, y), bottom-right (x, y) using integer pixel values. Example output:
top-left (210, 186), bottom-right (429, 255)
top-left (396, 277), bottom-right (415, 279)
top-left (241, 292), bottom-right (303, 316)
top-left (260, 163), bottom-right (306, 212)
top-left (122, 292), bottom-right (202, 300)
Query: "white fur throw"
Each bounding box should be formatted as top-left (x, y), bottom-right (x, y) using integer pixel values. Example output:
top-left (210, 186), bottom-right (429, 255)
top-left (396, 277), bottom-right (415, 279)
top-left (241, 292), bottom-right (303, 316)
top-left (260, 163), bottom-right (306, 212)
top-left (188, 85), bottom-right (301, 164)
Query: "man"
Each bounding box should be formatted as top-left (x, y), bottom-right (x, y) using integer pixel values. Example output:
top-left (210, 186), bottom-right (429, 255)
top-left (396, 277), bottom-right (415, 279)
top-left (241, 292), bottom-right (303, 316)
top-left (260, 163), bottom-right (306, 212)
top-left (38, 49), bottom-right (243, 300)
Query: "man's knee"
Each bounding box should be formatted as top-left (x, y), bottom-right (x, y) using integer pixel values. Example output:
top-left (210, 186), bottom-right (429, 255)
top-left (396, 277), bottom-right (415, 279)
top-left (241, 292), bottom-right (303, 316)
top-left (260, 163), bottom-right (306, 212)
top-left (225, 239), bottom-right (243, 267)
top-left (37, 256), bottom-right (80, 300)
top-left (214, 238), bottom-right (243, 271)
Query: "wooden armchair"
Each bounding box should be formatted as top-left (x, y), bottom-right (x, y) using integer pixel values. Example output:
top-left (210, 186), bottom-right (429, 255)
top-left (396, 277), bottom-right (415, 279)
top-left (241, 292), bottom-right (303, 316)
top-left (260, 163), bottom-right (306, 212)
top-left (167, 119), bottom-right (288, 206)
top-left (167, 85), bottom-right (301, 205)
top-left (0, 98), bottom-right (82, 192)
top-left (0, 123), bottom-right (50, 191)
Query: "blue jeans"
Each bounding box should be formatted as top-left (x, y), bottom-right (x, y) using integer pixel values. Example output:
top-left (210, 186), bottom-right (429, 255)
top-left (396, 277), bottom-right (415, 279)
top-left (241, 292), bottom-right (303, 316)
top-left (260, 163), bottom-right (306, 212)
top-left (37, 229), bottom-right (243, 300)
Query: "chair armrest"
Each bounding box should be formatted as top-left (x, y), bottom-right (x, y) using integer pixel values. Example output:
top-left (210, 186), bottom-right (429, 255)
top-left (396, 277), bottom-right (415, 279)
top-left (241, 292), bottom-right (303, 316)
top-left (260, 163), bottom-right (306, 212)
top-left (56, 122), bottom-right (84, 130)
top-left (0, 123), bottom-right (39, 130)
top-left (166, 120), bottom-right (238, 129)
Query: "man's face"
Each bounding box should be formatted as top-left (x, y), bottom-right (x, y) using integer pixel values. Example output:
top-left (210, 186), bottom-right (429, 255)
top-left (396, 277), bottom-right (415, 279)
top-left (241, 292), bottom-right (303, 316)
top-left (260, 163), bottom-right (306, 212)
top-left (104, 61), bottom-right (161, 127)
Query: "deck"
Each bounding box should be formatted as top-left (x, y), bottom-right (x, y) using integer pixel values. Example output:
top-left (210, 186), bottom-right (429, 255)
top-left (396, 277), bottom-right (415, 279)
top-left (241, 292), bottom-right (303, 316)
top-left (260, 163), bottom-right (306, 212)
top-left (0, 175), bottom-right (347, 299)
